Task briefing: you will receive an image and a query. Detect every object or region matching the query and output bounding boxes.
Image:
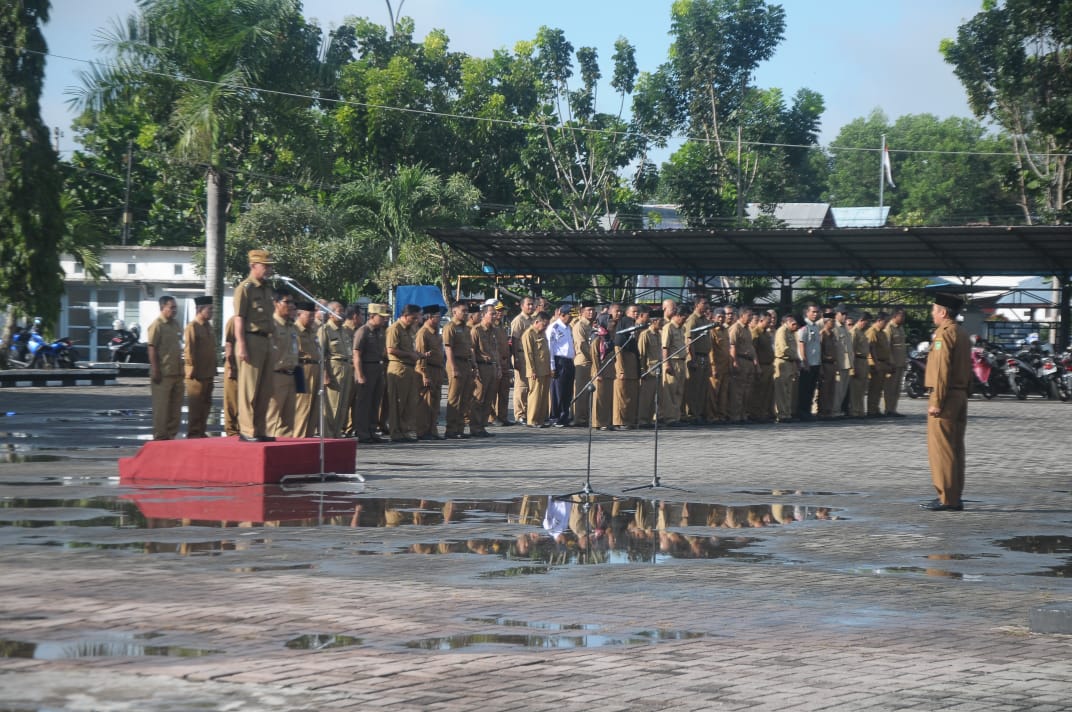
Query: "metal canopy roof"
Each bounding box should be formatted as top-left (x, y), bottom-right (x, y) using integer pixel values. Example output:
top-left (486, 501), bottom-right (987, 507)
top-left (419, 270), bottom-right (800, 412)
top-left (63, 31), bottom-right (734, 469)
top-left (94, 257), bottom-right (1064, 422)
top-left (429, 225), bottom-right (1072, 279)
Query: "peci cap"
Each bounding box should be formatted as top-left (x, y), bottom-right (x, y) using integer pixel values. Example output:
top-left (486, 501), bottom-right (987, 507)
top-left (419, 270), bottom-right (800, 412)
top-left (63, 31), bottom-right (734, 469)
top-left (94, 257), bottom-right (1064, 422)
top-left (579, 300), bottom-right (595, 309)
top-left (422, 304), bottom-right (441, 316)
top-left (834, 304), bottom-right (848, 314)
top-left (368, 303), bottom-right (391, 317)
top-left (933, 293), bottom-right (963, 312)
top-left (822, 311), bottom-right (836, 320)
top-left (649, 308), bottom-right (664, 319)
top-left (296, 301), bottom-right (316, 312)
top-left (194, 296), bottom-right (213, 307)
top-left (248, 249), bottom-right (276, 265)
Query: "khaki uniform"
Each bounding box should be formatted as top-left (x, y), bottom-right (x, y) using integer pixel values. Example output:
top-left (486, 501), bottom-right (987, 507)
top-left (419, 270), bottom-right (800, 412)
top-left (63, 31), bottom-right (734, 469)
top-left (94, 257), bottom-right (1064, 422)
top-left (234, 276), bottom-right (275, 438)
top-left (415, 322), bottom-right (445, 437)
top-left (773, 325), bottom-right (799, 421)
top-left (637, 325), bottom-right (661, 426)
top-left (591, 334), bottom-right (615, 429)
top-left (613, 321), bottom-right (640, 428)
top-left (222, 317), bottom-right (239, 436)
top-left (353, 322), bottom-right (386, 441)
top-left (386, 319), bottom-right (420, 440)
top-left (509, 312), bottom-right (534, 423)
top-left (319, 319), bottom-right (353, 438)
top-left (885, 321), bottom-right (908, 415)
top-left (522, 324), bottom-right (552, 426)
top-left (749, 326), bottom-right (774, 422)
top-left (683, 312), bottom-right (711, 421)
top-left (925, 320), bottom-right (972, 506)
top-left (867, 325), bottom-right (893, 415)
top-left (183, 317), bottom-right (216, 438)
top-left (818, 328), bottom-right (838, 417)
top-left (294, 322), bottom-right (320, 437)
top-left (727, 321), bottom-right (756, 422)
top-left (660, 322), bottom-right (687, 423)
top-left (492, 322), bottom-right (512, 424)
top-left (470, 323), bottom-right (499, 436)
top-left (267, 313), bottom-right (299, 437)
top-left (148, 313), bottom-right (183, 440)
top-left (850, 326), bottom-right (870, 417)
top-left (444, 317), bottom-right (477, 436)
top-left (834, 322), bottom-right (853, 414)
top-left (710, 324), bottom-right (732, 420)
top-left (572, 316), bottom-right (593, 425)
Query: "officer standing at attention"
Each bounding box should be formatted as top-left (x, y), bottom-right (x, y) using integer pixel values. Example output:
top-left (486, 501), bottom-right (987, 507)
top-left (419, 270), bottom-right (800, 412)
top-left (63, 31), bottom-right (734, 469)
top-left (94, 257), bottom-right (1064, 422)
top-left (884, 307), bottom-right (908, 417)
top-left (444, 301), bottom-right (478, 439)
top-left (572, 301), bottom-right (596, 427)
top-left (293, 301), bottom-right (321, 437)
top-left (233, 250), bottom-right (277, 442)
top-left (318, 302), bottom-right (351, 438)
top-left (386, 304), bottom-right (426, 443)
top-left (470, 304), bottom-right (500, 438)
top-left (491, 304), bottom-right (515, 426)
top-left (415, 305), bottom-right (446, 440)
top-left (523, 311), bottom-right (553, 427)
top-left (660, 306), bottom-right (688, 426)
top-left (148, 295), bottom-right (183, 440)
top-left (183, 296), bottom-right (216, 438)
top-left (922, 294), bottom-right (971, 511)
top-left (353, 304), bottom-right (389, 443)
top-left (683, 296), bottom-right (711, 424)
top-left (222, 315), bottom-right (239, 437)
top-left (509, 297), bottom-right (537, 425)
top-left (867, 312), bottom-right (893, 417)
top-left (266, 291), bottom-right (299, 437)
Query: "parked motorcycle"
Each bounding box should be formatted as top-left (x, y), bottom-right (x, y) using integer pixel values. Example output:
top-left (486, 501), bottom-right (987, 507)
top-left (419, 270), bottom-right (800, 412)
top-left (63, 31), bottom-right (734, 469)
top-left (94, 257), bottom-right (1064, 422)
top-left (904, 341), bottom-right (929, 399)
top-left (1006, 346), bottom-right (1061, 400)
top-left (108, 323), bottom-right (149, 363)
top-left (30, 337), bottom-right (79, 369)
top-left (971, 340), bottom-right (1011, 399)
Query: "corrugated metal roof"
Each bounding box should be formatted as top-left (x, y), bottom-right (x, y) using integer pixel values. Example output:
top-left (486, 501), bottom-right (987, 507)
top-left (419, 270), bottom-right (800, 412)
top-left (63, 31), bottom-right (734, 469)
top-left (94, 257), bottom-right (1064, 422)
top-left (745, 203), bottom-right (833, 228)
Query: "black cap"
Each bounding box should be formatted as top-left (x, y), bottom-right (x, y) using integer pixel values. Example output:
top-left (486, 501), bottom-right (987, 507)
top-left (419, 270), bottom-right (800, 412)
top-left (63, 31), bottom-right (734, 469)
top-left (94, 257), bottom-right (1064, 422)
top-left (933, 293), bottom-right (963, 311)
top-left (194, 296), bottom-right (213, 307)
top-left (650, 308), bottom-right (664, 319)
top-left (859, 311), bottom-right (873, 321)
top-left (822, 311), bottom-right (836, 320)
top-left (579, 300), bottom-right (595, 309)
top-left (422, 304), bottom-right (441, 315)
top-left (296, 300), bottom-right (316, 312)
top-left (834, 304), bottom-right (848, 314)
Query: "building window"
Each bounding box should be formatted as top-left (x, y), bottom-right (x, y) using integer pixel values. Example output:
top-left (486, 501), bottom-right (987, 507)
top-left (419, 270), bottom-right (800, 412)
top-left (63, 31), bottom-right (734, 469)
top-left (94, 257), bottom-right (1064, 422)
top-left (103, 264), bottom-right (112, 274)
top-left (127, 263), bottom-right (137, 275)
top-left (73, 262), bottom-right (84, 274)
top-left (174, 264), bottom-right (183, 276)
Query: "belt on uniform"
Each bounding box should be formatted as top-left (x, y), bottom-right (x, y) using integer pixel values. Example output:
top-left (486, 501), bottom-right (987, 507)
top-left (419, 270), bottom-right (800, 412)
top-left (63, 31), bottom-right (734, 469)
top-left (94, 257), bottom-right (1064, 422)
top-left (299, 358), bottom-right (316, 364)
top-left (246, 331), bottom-right (268, 337)
top-left (854, 353), bottom-right (866, 358)
top-left (477, 359), bottom-right (494, 364)
top-left (275, 368), bottom-right (295, 375)
top-left (331, 357), bottom-right (350, 363)
top-left (362, 360), bottom-right (383, 364)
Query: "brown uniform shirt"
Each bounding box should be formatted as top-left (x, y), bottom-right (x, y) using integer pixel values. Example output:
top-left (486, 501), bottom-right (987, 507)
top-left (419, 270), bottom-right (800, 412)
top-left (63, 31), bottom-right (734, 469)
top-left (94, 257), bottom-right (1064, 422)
top-left (319, 320), bottom-right (353, 364)
top-left (820, 328), bottom-right (838, 364)
top-left (386, 320), bottom-right (417, 365)
top-left (494, 323), bottom-right (511, 370)
top-left (925, 321), bottom-right (972, 409)
top-left (353, 323), bottom-right (386, 364)
top-left (867, 325), bottom-right (892, 366)
top-left (147, 314), bottom-right (183, 377)
top-left (886, 322), bottom-right (907, 368)
top-left (415, 324), bottom-right (445, 375)
top-left (774, 325), bottom-right (799, 362)
top-left (233, 276), bottom-right (275, 335)
top-left (443, 317), bottom-right (474, 366)
top-left (471, 323), bottom-right (499, 366)
top-left (851, 326), bottom-right (870, 370)
top-left (522, 325), bottom-right (552, 378)
top-left (183, 318), bottom-right (216, 380)
top-left (639, 326), bottom-right (662, 370)
top-left (224, 316), bottom-right (238, 379)
top-left (752, 326), bottom-right (774, 365)
top-left (297, 322), bottom-right (320, 365)
top-left (728, 321), bottom-right (756, 362)
top-left (573, 317), bottom-right (593, 366)
top-left (270, 313), bottom-right (299, 371)
top-left (662, 321), bottom-right (686, 358)
top-left (684, 312), bottom-right (712, 354)
top-left (711, 324), bottom-right (731, 366)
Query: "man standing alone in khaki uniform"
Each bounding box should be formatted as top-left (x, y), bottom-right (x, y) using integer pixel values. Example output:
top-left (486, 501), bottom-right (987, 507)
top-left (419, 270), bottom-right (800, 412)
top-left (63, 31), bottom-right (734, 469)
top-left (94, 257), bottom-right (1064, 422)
top-left (884, 307), bottom-right (908, 417)
top-left (148, 295), bottom-right (183, 440)
top-left (183, 296), bottom-right (216, 438)
top-left (267, 291), bottom-right (299, 437)
top-left (386, 304), bottom-right (426, 443)
top-left (922, 294), bottom-right (971, 511)
top-left (233, 250), bottom-right (277, 442)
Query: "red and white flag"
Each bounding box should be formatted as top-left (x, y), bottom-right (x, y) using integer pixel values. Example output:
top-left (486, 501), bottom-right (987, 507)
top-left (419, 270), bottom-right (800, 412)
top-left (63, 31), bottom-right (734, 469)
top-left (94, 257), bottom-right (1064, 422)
top-left (883, 145), bottom-right (896, 188)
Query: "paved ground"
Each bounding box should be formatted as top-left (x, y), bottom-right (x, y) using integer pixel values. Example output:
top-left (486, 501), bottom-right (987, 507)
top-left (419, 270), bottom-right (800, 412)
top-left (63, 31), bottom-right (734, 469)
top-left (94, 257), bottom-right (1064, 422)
top-left (0, 380), bottom-right (1069, 711)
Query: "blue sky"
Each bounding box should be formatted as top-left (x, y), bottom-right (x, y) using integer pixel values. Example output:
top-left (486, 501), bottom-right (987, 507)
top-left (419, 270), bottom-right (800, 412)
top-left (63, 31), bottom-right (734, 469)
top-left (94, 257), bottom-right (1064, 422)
top-left (41, 0), bottom-right (983, 159)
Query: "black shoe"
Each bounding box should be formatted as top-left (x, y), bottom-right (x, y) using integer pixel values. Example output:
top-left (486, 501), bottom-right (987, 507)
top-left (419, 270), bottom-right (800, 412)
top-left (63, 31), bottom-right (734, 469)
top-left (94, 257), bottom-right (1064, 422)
top-left (920, 498), bottom-right (964, 511)
top-left (886, 412), bottom-right (906, 418)
top-left (239, 434), bottom-right (258, 443)
top-left (472, 430), bottom-right (494, 438)
top-left (444, 432), bottom-right (467, 440)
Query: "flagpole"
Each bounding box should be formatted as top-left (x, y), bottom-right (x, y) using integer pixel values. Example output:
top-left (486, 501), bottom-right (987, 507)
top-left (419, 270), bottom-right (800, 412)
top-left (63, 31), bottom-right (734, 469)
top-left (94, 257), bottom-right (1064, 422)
top-left (878, 133), bottom-right (886, 222)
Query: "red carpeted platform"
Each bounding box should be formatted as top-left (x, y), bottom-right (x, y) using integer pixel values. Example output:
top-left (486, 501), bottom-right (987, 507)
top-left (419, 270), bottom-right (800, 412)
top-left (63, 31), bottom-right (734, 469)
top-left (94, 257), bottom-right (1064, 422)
top-left (118, 437), bottom-right (357, 485)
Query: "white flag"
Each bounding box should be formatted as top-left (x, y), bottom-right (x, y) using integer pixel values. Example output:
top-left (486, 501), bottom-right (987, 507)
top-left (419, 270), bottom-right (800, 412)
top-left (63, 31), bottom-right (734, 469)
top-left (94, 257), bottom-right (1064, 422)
top-left (883, 145), bottom-right (896, 188)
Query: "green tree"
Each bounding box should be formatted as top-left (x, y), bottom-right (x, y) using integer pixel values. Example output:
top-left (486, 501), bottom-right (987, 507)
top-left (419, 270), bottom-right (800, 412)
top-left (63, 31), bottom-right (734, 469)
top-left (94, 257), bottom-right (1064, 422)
top-left (71, 0), bottom-right (318, 328)
top-left (941, 0), bottom-right (1072, 223)
top-left (0, 0), bottom-right (65, 325)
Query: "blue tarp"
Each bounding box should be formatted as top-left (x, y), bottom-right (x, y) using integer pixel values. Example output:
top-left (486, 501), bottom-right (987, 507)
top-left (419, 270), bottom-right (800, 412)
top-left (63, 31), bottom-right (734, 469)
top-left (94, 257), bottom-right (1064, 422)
top-left (394, 285), bottom-right (447, 318)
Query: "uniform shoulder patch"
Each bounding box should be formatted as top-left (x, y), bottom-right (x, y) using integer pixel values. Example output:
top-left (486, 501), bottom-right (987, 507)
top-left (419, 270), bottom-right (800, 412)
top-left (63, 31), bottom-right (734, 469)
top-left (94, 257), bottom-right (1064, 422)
top-left (933, 340), bottom-right (942, 350)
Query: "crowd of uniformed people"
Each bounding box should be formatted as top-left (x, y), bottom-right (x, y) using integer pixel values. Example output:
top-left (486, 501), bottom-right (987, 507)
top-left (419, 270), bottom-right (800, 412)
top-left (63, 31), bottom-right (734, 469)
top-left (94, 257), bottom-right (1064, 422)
top-left (146, 249), bottom-right (912, 442)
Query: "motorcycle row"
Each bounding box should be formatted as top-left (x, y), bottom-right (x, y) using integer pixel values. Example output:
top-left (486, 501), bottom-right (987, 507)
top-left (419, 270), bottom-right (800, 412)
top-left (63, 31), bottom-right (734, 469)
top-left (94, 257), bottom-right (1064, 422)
top-left (904, 335), bottom-right (1072, 402)
top-left (4, 319), bottom-right (79, 369)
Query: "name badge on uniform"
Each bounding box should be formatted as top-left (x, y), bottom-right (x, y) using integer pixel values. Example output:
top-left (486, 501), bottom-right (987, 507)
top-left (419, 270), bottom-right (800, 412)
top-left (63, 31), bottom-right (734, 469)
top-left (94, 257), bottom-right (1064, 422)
top-left (934, 340), bottom-right (942, 350)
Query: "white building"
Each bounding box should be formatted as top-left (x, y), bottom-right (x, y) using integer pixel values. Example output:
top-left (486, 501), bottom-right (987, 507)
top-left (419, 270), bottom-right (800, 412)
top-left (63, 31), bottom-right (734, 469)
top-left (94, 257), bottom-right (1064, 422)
top-left (59, 246), bottom-right (234, 362)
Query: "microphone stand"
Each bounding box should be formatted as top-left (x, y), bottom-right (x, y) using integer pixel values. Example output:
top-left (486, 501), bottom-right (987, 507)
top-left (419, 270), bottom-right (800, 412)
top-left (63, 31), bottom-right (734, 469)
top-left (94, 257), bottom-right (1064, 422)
top-left (553, 329), bottom-right (635, 504)
top-left (622, 326), bottom-right (711, 493)
top-left (275, 276), bottom-right (364, 484)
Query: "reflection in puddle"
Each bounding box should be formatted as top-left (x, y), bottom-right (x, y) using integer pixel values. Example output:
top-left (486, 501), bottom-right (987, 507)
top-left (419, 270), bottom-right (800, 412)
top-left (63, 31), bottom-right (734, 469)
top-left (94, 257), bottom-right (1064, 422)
top-left (0, 453), bottom-right (67, 464)
top-left (405, 623), bottom-right (704, 650)
top-left (923, 553), bottom-right (999, 561)
top-left (993, 535), bottom-right (1072, 577)
top-left (478, 566), bottom-right (552, 578)
top-left (0, 632), bottom-right (219, 659)
top-left (231, 564), bottom-right (316, 573)
top-left (734, 489), bottom-right (859, 497)
top-left (465, 617), bottom-right (600, 631)
top-left (285, 634), bottom-right (362, 650)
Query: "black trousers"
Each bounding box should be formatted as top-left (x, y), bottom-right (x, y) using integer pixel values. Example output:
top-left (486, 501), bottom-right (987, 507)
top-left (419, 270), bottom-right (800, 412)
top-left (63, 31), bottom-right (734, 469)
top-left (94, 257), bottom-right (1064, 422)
top-left (551, 357), bottom-right (576, 425)
top-left (797, 365), bottom-right (820, 417)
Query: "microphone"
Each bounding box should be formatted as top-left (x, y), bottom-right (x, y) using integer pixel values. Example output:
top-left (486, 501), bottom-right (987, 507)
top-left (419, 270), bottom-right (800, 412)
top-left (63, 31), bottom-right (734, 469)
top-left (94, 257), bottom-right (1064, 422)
top-left (616, 323), bottom-right (643, 336)
top-left (276, 275), bottom-right (294, 282)
top-left (690, 323), bottom-right (716, 335)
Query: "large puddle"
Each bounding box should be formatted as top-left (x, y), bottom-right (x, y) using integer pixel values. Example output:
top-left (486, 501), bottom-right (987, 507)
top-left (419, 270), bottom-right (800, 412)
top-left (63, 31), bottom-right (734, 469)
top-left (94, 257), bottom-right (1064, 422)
top-left (0, 631), bottom-right (219, 659)
top-left (0, 488), bottom-right (840, 566)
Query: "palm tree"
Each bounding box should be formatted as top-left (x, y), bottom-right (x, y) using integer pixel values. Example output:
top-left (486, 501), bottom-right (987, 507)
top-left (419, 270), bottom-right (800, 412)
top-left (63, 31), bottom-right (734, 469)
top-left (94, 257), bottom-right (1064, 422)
top-left (71, 0), bottom-right (305, 324)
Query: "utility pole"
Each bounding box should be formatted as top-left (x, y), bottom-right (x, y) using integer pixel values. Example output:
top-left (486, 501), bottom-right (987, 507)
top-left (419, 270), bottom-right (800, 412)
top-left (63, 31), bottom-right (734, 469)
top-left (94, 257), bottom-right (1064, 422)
top-left (122, 140), bottom-right (133, 245)
top-left (52, 126), bottom-right (63, 153)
